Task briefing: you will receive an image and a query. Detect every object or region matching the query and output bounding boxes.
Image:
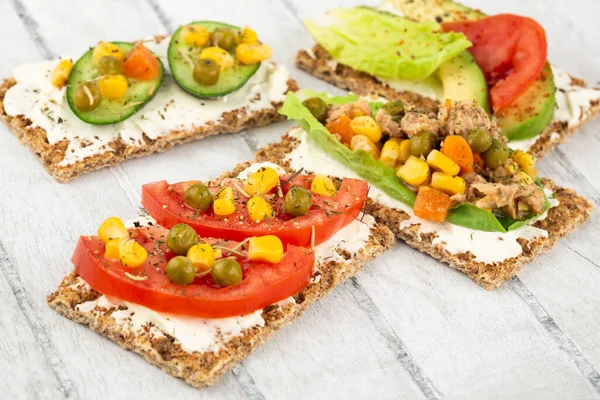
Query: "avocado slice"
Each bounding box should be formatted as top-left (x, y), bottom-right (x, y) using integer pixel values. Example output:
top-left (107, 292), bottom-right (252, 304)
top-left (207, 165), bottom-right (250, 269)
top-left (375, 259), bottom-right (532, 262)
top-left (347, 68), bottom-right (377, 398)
top-left (436, 50), bottom-right (490, 112)
top-left (389, 0), bottom-right (556, 140)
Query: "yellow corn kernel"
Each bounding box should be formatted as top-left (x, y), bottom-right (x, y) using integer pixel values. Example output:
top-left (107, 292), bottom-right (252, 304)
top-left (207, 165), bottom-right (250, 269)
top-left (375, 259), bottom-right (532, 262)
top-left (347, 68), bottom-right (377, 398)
top-left (351, 104), bottom-right (368, 119)
top-left (187, 243), bottom-right (215, 272)
top-left (311, 174), bottom-right (337, 197)
top-left (350, 116), bottom-right (382, 143)
top-left (50, 59), bottom-right (73, 88)
top-left (214, 249), bottom-right (223, 259)
top-left (380, 139), bottom-right (402, 168)
top-left (511, 150), bottom-right (537, 178)
top-left (104, 238), bottom-right (122, 260)
top-left (237, 26), bottom-right (258, 44)
top-left (518, 201), bottom-right (530, 212)
top-left (199, 46), bottom-right (234, 68)
top-left (182, 25), bottom-right (210, 47)
top-left (98, 74), bottom-right (128, 100)
top-left (505, 159), bottom-right (519, 174)
top-left (396, 156), bottom-right (430, 187)
top-left (248, 235), bottom-right (284, 264)
top-left (92, 42), bottom-right (125, 65)
top-left (426, 150), bottom-right (460, 176)
top-left (350, 135), bottom-right (381, 159)
top-left (431, 172), bottom-right (466, 195)
top-left (215, 186), bottom-right (234, 201)
top-left (213, 198), bottom-right (236, 216)
top-left (236, 43), bottom-right (272, 65)
top-left (244, 167), bottom-right (280, 196)
top-left (247, 196), bottom-right (275, 223)
top-left (119, 238), bottom-right (148, 268)
top-left (98, 217), bottom-right (128, 244)
top-left (515, 171), bottom-right (534, 185)
top-left (399, 139), bottom-right (412, 163)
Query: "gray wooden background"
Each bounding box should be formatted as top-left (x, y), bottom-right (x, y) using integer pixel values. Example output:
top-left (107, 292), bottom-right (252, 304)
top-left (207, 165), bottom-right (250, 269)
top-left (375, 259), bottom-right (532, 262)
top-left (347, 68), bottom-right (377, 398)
top-left (0, 0), bottom-right (599, 399)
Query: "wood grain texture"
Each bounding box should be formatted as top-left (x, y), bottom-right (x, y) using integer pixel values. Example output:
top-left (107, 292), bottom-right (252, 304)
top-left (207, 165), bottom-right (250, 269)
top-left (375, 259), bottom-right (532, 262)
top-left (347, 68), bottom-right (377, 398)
top-left (0, 0), bottom-right (599, 399)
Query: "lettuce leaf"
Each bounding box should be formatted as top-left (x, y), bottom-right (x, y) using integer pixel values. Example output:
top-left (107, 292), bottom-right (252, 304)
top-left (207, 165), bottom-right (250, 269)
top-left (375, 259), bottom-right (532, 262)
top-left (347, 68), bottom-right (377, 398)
top-left (304, 7), bottom-right (472, 81)
top-left (279, 90), bottom-right (551, 233)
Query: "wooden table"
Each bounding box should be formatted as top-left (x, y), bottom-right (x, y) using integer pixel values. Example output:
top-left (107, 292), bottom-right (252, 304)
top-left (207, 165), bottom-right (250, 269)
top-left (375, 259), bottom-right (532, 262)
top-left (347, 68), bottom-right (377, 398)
top-left (1, 0), bottom-right (599, 398)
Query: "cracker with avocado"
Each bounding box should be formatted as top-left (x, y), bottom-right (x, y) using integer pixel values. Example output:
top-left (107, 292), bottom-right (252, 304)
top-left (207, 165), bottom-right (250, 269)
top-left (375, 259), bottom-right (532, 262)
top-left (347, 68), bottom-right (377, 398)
top-left (254, 131), bottom-right (593, 290)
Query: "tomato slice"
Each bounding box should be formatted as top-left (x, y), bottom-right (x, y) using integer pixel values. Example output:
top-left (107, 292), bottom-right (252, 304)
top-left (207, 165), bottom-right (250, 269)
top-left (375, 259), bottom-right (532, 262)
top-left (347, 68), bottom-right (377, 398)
top-left (141, 175), bottom-right (368, 247)
top-left (442, 14), bottom-right (547, 113)
top-left (73, 226), bottom-right (315, 318)
top-left (124, 43), bottom-right (160, 81)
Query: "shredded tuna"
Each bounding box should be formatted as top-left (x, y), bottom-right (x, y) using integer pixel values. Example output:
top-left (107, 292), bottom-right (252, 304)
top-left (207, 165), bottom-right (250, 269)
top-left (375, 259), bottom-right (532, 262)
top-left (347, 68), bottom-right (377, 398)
top-left (325, 98), bottom-right (372, 125)
top-left (400, 109), bottom-right (441, 137)
top-left (376, 108), bottom-right (403, 137)
top-left (471, 181), bottom-right (545, 219)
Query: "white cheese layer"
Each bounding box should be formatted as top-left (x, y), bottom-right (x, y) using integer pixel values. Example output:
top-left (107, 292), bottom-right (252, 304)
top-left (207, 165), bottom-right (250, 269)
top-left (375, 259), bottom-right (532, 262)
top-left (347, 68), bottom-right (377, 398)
top-left (3, 37), bottom-right (290, 167)
top-left (285, 127), bottom-right (559, 264)
top-left (552, 67), bottom-right (600, 126)
top-left (77, 207), bottom-right (374, 354)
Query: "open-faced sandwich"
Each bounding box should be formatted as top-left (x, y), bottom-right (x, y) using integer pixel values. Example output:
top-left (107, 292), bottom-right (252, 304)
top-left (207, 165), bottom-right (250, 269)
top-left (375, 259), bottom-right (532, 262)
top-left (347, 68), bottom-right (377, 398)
top-left (269, 89), bottom-right (593, 289)
top-left (48, 163), bottom-right (394, 386)
top-left (0, 22), bottom-right (297, 182)
top-left (296, 1), bottom-right (600, 158)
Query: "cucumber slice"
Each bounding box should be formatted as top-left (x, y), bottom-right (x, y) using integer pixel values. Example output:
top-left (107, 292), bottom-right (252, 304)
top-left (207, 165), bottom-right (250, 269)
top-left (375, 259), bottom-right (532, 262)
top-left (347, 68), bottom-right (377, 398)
top-left (168, 21), bottom-right (261, 98)
top-left (66, 42), bottom-right (164, 125)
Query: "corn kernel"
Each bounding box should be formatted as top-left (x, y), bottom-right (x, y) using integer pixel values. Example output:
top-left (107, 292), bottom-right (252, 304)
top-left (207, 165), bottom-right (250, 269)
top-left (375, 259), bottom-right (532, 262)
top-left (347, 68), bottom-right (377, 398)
top-left (515, 171), bottom-right (534, 185)
top-left (399, 139), bottom-right (412, 163)
top-left (199, 46), bottom-right (234, 68)
top-left (50, 59), bottom-right (73, 88)
top-left (119, 238), bottom-right (148, 268)
top-left (396, 156), bottom-right (430, 187)
top-left (236, 43), bottom-right (272, 65)
top-left (505, 159), bottom-right (520, 174)
top-left (104, 238), bottom-right (122, 260)
top-left (248, 235), bottom-right (284, 264)
top-left (187, 243), bottom-right (215, 272)
top-left (237, 26), bottom-right (258, 44)
top-left (426, 150), bottom-right (460, 176)
top-left (350, 116), bottom-right (382, 143)
top-left (431, 172), bottom-right (466, 195)
top-left (511, 150), bottom-right (537, 178)
top-left (311, 175), bottom-right (337, 197)
top-left (244, 167), bottom-right (280, 196)
top-left (93, 42), bottom-right (125, 65)
top-left (98, 217), bottom-right (128, 244)
top-left (215, 186), bottom-right (234, 201)
top-left (98, 74), bottom-right (128, 100)
top-left (214, 249), bottom-right (223, 259)
top-left (213, 198), bottom-right (236, 216)
top-left (247, 196), bottom-right (275, 223)
top-left (182, 25), bottom-right (210, 47)
top-left (518, 201), bottom-right (530, 212)
top-left (350, 135), bottom-right (380, 159)
top-left (380, 139), bottom-right (402, 168)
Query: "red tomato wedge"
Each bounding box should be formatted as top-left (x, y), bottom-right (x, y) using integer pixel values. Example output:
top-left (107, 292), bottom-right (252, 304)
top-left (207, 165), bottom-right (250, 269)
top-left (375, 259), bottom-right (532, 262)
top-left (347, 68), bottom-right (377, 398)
top-left (124, 43), bottom-right (160, 81)
top-left (442, 14), bottom-right (547, 113)
top-left (141, 175), bottom-right (368, 247)
top-left (73, 226), bottom-right (315, 318)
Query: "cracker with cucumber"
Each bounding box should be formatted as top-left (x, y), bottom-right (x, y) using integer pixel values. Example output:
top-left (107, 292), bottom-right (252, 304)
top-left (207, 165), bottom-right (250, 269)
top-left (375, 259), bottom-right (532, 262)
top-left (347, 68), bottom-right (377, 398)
top-left (296, 2), bottom-right (600, 158)
top-left (273, 89), bottom-right (593, 289)
top-left (0, 22), bottom-right (297, 182)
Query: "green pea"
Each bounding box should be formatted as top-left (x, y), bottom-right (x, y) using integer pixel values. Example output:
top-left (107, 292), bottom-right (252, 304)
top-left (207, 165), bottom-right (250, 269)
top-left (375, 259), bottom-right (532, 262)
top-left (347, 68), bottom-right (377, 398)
top-left (381, 101), bottom-right (405, 119)
top-left (98, 55), bottom-right (124, 76)
top-left (483, 139), bottom-right (510, 169)
top-left (193, 59), bottom-right (220, 86)
top-left (212, 258), bottom-right (243, 287)
top-left (466, 129), bottom-right (493, 153)
top-left (284, 186), bottom-right (312, 217)
top-left (73, 82), bottom-right (102, 111)
top-left (167, 223), bottom-right (199, 255)
top-left (211, 28), bottom-right (236, 50)
top-left (410, 132), bottom-right (435, 157)
top-left (302, 97), bottom-right (328, 123)
top-left (166, 256), bottom-right (196, 285)
top-left (184, 183), bottom-right (213, 211)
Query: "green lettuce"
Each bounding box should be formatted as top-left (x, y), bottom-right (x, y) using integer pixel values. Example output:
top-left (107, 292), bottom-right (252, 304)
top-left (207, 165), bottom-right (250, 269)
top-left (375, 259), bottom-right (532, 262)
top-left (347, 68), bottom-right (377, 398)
top-left (304, 7), bottom-right (472, 81)
top-left (279, 90), bottom-right (550, 233)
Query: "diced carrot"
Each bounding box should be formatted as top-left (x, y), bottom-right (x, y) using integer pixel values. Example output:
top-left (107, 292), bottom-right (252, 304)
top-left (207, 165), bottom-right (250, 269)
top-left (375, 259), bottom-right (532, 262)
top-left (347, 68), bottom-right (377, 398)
top-left (413, 186), bottom-right (453, 222)
top-left (441, 135), bottom-right (474, 174)
top-left (472, 152), bottom-right (484, 174)
top-left (124, 43), bottom-right (160, 81)
top-left (325, 115), bottom-right (354, 144)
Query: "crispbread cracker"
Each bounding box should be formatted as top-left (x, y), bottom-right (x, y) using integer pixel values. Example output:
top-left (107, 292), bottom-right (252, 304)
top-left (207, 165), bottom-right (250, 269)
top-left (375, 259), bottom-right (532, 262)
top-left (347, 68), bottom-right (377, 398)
top-left (47, 162), bottom-right (395, 387)
top-left (0, 35), bottom-right (299, 182)
top-left (296, 45), bottom-right (600, 159)
top-left (253, 130), bottom-right (594, 290)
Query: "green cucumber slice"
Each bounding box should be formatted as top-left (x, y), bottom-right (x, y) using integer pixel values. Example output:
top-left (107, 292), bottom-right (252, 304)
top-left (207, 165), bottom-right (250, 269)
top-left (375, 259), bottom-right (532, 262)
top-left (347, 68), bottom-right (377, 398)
top-left (168, 21), bottom-right (260, 98)
top-left (66, 42), bottom-right (164, 125)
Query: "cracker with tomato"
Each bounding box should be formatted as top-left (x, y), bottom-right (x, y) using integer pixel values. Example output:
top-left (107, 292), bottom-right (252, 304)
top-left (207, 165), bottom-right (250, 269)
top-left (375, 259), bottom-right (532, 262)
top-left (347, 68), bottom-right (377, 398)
top-left (47, 164), bottom-right (394, 388)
